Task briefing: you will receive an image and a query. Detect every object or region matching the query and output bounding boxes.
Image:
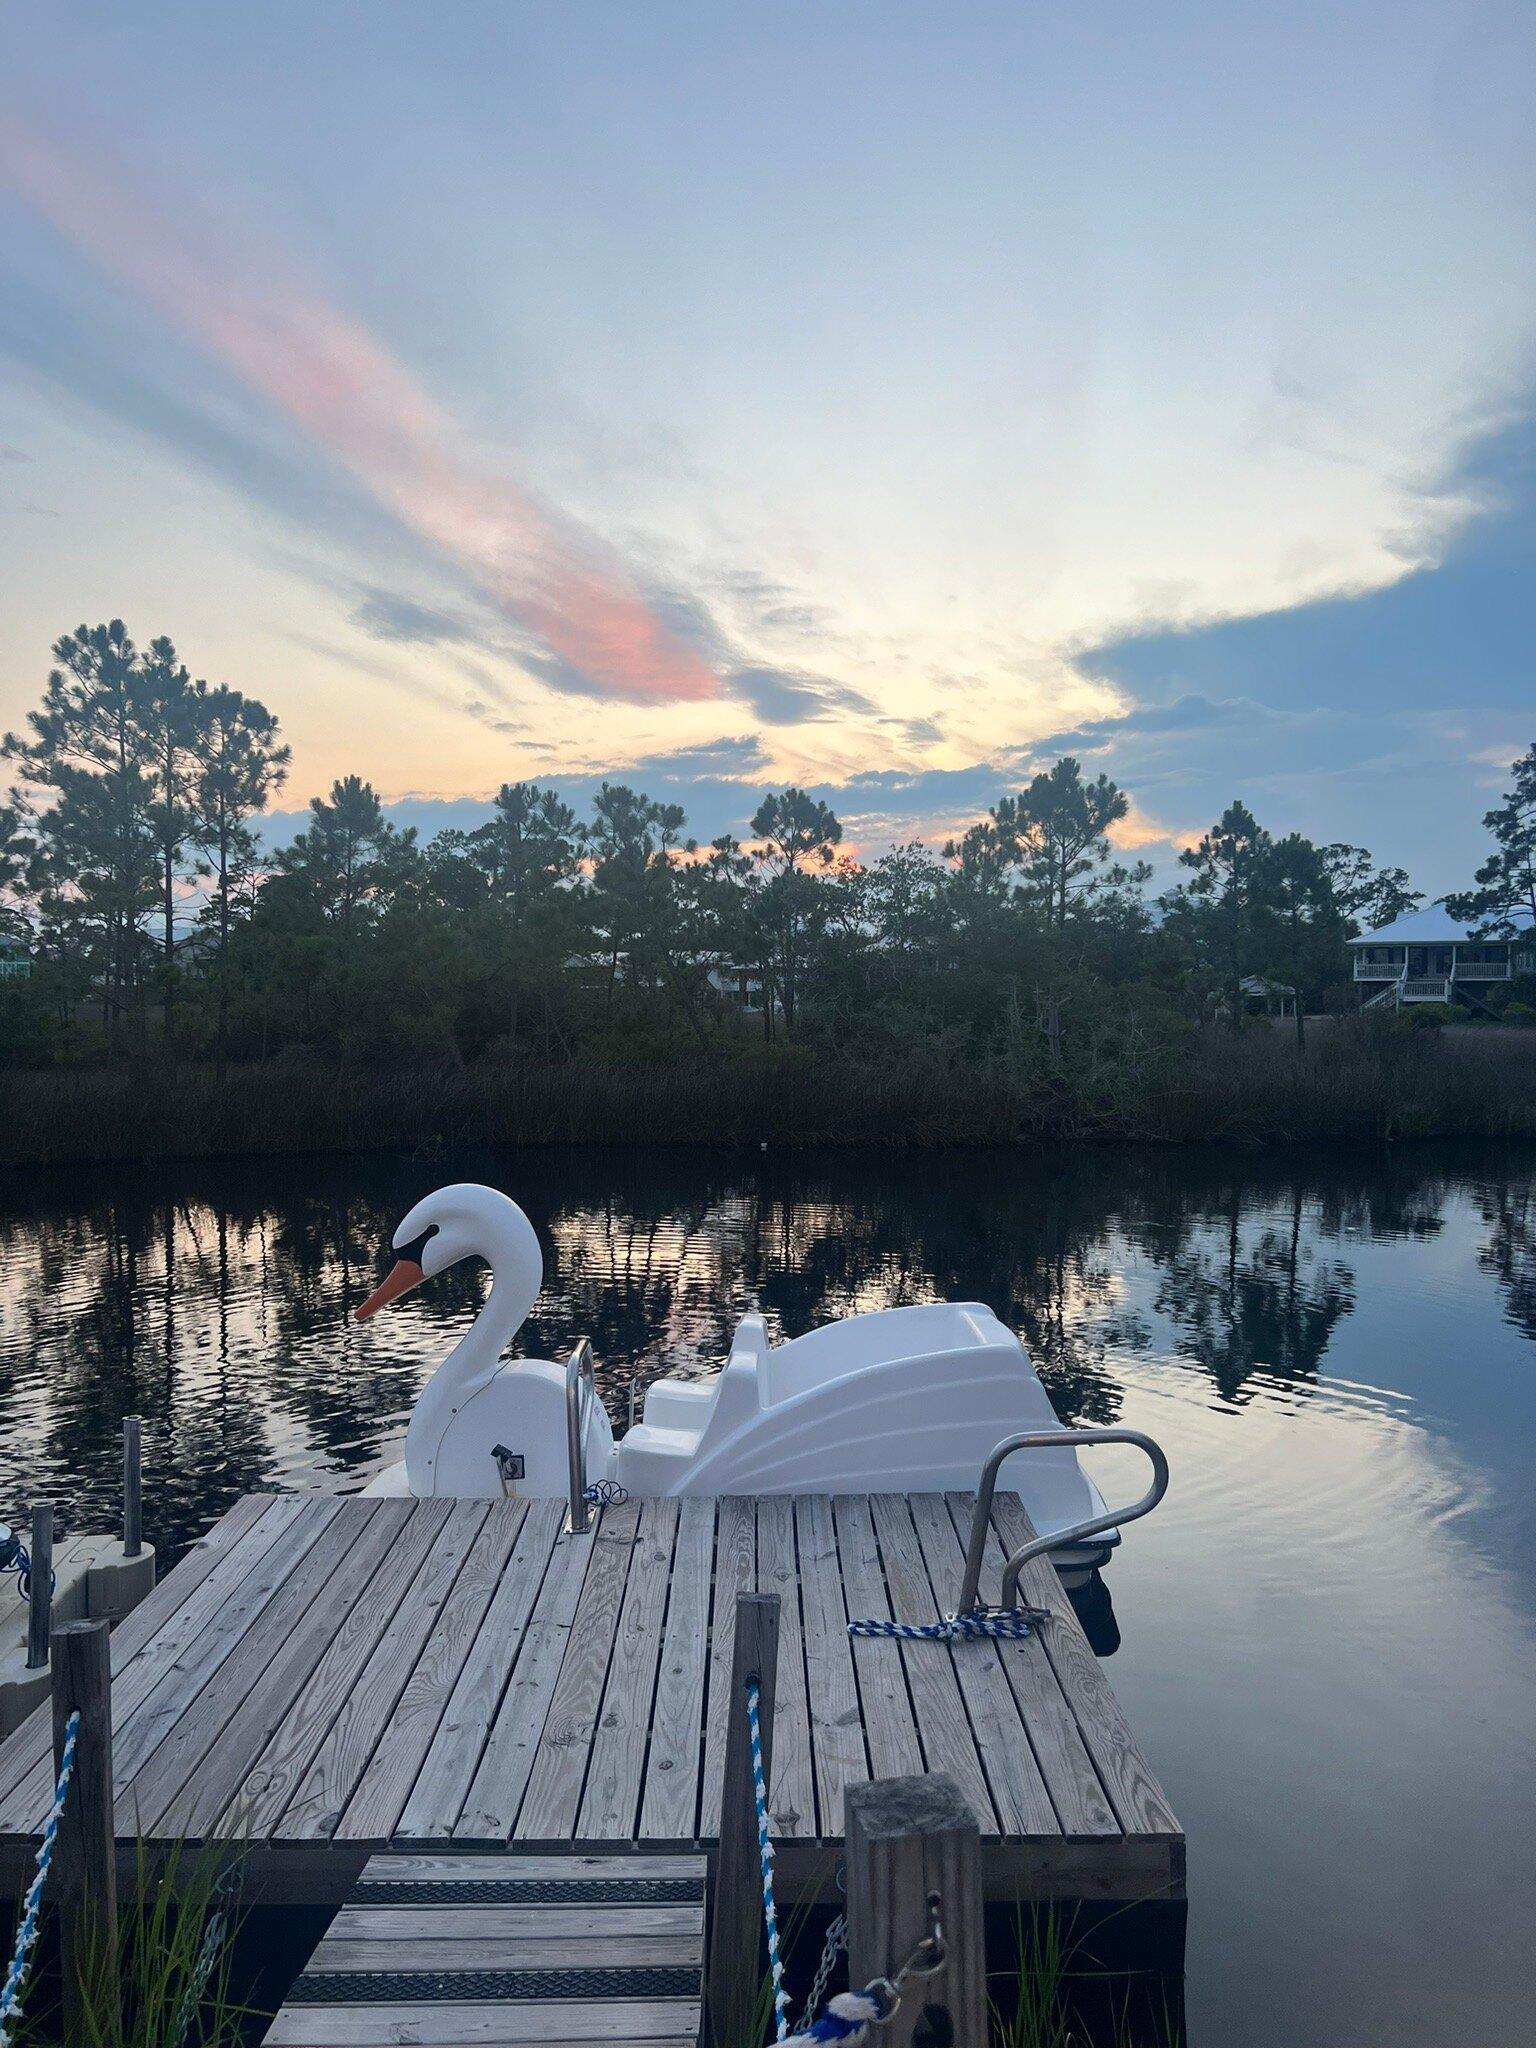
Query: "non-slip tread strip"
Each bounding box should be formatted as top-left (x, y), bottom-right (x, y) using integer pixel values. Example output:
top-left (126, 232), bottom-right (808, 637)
top-left (349, 1875), bottom-right (704, 1904)
top-left (287, 1967), bottom-right (701, 2004)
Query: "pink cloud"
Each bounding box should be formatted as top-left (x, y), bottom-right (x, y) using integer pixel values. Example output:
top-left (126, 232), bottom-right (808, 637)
top-left (0, 116), bottom-right (717, 704)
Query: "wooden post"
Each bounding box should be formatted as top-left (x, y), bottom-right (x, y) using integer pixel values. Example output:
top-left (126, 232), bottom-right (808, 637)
top-left (846, 1774), bottom-right (986, 2048)
top-left (707, 1591), bottom-right (780, 2048)
top-left (25, 1502), bottom-right (52, 1671)
top-left (51, 1619), bottom-right (119, 2048)
top-left (122, 1415), bottom-right (142, 1559)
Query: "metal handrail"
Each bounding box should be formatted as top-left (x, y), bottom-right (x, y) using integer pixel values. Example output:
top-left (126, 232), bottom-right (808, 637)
top-left (957, 1427), bottom-right (1169, 1614)
top-left (566, 1337), bottom-right (597, 1534)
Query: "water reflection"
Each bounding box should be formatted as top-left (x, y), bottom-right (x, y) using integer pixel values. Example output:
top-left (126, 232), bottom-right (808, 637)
top-left (1476, 1180), bottom-right (1536, 1341)
top-left (0, 1140), bottom-right (1534, 2048)
top-left (0, 1142), bottom-right (1530, 1565)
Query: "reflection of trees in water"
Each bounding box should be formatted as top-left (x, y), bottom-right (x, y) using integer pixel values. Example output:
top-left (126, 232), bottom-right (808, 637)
top-left (1141, 1191), bottom-right (1356, 1401)
top-left (1476, 1183), bottom-right (1536, 1342)
top-left (0, 1142), bottom-right (1528, 1557)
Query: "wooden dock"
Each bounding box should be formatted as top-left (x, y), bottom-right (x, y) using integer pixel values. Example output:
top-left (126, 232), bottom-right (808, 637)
top-left (265, 1852), bottom-right (707, 2046)
top-left (0, 1490), bottom-right (1181, 1907)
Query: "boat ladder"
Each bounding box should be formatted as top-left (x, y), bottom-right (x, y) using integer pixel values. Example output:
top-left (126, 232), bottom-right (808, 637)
top-left (957, 1426), bottom-right (1169, 1615)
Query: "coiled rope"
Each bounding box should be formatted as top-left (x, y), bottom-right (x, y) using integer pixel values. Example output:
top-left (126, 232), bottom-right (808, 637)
top-left (0, 1709), bottom-right (80, 2048)
top-left (584, 1479), bottom-right (629, 1506)
top-left (846, 1605), bottom-right (1048, 1643)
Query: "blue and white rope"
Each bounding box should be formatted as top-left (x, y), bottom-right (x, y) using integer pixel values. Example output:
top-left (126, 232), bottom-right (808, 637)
top-left (784, 1984), bottom-right (894, 2045)
top-left (846, 1607), bottom-right (1045, 1642)
top-left (745, 1675), bottom-right (791, 2042)
top-left (0, 1708), bottom-right (80, 2048)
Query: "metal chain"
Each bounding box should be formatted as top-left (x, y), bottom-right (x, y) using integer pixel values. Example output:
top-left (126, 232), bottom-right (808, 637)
top-left (783, 1890), bottom-right (947, 2044)
top-left (172, 1860), bottom-right (243, 2048)
top-left (798, 1911), bottom-right (846, 2028)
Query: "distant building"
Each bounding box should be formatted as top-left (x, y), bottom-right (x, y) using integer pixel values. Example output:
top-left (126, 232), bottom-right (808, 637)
top-left (564, 951), bottom-right (778, 1020)
top-left (701, 958), bottom-right (774, 1018)
top-left (1238, 975), bottom-right (1296, 1018)
top-left (1348, 908), bottom-right (1536, 1010)
top-left (0, 941), bottom-right (30, 982)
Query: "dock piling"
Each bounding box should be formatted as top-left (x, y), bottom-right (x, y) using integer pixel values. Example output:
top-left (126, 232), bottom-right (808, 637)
top-left (122, 1416), bottom-right (142, 1559)
top-left (24, 1503), bottom-right (52, 1672)
top-left (51, 1618), bottom-right (119, 2048)
top-left (847, 1774), bottom-right (986, 2048)
top-left (707, 1589), bottom-right (781, 2048)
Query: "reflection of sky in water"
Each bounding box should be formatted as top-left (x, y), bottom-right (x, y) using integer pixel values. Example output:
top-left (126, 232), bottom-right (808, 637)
top-left (0, 1142), bottom-right (1532, 2046)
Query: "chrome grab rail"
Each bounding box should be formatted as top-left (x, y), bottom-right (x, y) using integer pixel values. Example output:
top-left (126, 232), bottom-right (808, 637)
top-left (957, 1427), bottom-right (1169, 1614)
top-left (566, 1337), bottom-right (597, 1534)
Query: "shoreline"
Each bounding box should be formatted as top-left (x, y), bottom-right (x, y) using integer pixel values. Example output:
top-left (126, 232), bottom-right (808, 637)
top-left (1, 1025), bottom-right (1533, 1166)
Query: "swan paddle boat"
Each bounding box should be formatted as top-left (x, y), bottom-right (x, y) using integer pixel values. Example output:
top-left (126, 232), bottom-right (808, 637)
top-left (355, 1183), bottom-right (1162, 1584)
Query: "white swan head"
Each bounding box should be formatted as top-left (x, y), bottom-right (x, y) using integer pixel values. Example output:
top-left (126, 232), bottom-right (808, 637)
top-left (354, 1183), bottom-right (543, 1331)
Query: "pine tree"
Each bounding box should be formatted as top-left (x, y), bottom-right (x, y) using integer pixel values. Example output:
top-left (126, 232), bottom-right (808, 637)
top-left (1171, 801), bottom-right (1271, 1032)
top-left (749, 788), bottom-right (841, 1033)
top-left (1445, 742), bottom-right (1536, 937)
top-left (188, 685), bottom-right (289, 1072)
top-left (1, 621), bottom-right (160, 1050)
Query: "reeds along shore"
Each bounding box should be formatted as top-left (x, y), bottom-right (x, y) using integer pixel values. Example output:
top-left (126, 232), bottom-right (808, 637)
top-left (0, 1021), bottom-right (1533, 1167)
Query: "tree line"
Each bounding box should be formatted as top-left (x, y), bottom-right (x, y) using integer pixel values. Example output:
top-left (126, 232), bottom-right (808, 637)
top-left (1, 620), bottom-right (1532, 1078)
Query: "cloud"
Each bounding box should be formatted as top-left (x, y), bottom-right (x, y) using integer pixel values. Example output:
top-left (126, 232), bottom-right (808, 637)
top-left (0, 445), bottom-right (31, 464)
top-left (0, 115), bottom-right (719, 705)
top-left (351, 588), bottom-right (472, 647)
top-left (1081, 411), bottom-right (1536, 721)
top-left (1034, 693), bottom-right (1282, 753)
top-left (727, 664), bottom-right (875, 725)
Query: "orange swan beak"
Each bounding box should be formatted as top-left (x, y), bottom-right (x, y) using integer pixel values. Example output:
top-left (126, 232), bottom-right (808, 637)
top-left (354, 1257), bottom-right (426, 1322)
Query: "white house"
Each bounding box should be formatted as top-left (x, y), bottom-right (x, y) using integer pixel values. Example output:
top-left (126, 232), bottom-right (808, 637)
top-left (1348, 907), bottom-right (1535, 1009)
top-left (0, 941), bottom-right (30, 982)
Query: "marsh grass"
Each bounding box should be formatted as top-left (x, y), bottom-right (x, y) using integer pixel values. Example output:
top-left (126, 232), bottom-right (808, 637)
top-left (989, 1900), bottom-right (1184, 2048)
top-left (11, 1840), bottom-right (250, 2048)
top-left (0, 1014), bottom-right (1532, 1165)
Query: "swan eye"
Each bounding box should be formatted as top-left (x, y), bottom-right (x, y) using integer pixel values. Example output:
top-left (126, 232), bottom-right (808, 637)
top-left (392, 1222), bottom-right (441, 1266)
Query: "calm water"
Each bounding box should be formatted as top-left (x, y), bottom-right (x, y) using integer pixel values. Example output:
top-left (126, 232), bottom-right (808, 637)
top-left (0, 1141), bottom-right (1533, 2045)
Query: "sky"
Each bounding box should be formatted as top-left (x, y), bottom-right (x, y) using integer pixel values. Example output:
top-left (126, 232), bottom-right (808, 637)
top-left (1, 1), bottom-right (1533, 891)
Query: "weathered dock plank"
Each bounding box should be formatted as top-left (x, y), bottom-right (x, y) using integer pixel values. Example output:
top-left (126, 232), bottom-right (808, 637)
top-left (0, 1490), bottom-right (1182, 1910)
top-left (282, 1500), bottom-right (490, 1840)
top-left (796, 1491), bottom-right (868, 1838)
top-left (396, 1497), bottom-right (565, 1840)
top-left (943, 1492), bottom-right (1118, 1838)
top-left (695, 1493), bottom-right (755, 1838)
top-left (453, 1516), bottom-right (598, 1841)
top-left (834, 1493), bottom-right (924, 1785)
top-left (580, 1495), bottom-right (678, 1838)
top-left (866, 1492), bottom-right (1000, 1832)
top-left (906, 1492), bottom-right (1059, 1837)
top-left (337, 1501), bottom-right (527, 1843)
top-left (636, 1495), bottom-right (714, 1842)
top-left (988, 1490), bottom-right (1181, 1841)
top-left (752, 1493), bottom-right (816, 1837)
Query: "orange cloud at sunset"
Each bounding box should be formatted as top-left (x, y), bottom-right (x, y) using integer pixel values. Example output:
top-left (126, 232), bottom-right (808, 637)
top-left (0, 116), bottom-right (718, 706)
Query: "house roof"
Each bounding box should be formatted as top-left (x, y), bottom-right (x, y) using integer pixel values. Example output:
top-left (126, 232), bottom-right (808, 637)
top-left (1347, 905), bottom-right (1534, 946)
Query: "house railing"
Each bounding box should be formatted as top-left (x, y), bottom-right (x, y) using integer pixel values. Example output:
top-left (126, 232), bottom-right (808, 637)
top-left (1401, 977), bottom-right (1451, 1000)
top-left (1355, 956), bottom-right (1513, 984)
